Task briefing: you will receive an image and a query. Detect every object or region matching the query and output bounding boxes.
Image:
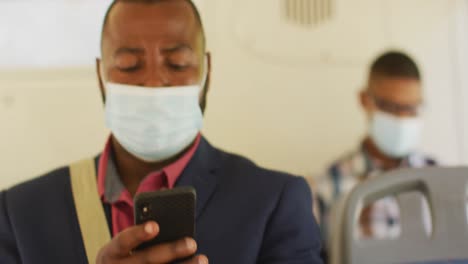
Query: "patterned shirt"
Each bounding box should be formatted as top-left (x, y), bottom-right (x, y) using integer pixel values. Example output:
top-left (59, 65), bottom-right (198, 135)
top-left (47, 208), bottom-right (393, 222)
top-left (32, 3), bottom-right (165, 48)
top-left (316, 144), bottom-right (436, 240)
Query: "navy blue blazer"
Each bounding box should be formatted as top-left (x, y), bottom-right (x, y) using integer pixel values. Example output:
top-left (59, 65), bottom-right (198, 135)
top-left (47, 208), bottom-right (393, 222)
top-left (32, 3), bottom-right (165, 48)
top-left (0, 137), bottom-right (322, 263)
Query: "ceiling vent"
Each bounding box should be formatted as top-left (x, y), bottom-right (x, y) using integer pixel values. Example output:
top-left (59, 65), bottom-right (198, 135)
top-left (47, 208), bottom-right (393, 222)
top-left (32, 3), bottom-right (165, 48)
top-left (283, 0), bottom-right (334, 27)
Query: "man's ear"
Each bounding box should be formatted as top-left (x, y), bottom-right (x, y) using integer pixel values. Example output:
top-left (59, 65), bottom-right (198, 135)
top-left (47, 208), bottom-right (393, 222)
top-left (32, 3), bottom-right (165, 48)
top-left (205, 52), bottom-right (212, 94)
top-left (360, 88), bottom-right (374, 120)
top-left (199, 52), bottom-right (212, 114)
top-left (359, 89), bottom-right (368, 109)
top-left (96, 58), bottom-right (105, 102)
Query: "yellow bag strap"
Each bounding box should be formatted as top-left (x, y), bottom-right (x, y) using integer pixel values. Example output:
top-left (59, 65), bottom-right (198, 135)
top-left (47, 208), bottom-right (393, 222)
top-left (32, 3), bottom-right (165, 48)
top-left (70, 159), bottom-right (111, 263)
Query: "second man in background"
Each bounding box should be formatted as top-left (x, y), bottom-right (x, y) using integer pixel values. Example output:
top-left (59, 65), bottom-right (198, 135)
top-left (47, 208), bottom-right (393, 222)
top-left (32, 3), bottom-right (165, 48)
top-left (316, 51), bottom-right (436, 244)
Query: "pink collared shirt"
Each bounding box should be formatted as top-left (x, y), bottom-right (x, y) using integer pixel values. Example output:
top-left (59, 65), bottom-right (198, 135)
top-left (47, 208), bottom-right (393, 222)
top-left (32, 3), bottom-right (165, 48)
top-left (97, 135), bottom-right (201, 236)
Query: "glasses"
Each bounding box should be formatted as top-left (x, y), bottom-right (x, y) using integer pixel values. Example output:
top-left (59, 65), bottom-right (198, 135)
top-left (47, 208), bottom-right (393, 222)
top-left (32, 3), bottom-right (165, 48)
top-left (368, 93), bottom-right (424, 116)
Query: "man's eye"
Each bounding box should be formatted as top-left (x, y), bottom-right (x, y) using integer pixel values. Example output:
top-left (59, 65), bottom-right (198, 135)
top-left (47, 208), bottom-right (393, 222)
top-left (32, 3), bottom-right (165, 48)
top-left (168, 63), bottom-right (189, 71)
top-left (117, 65), bottom-right (141, 72)
top-left (114, 53), bottom-right (141, 72)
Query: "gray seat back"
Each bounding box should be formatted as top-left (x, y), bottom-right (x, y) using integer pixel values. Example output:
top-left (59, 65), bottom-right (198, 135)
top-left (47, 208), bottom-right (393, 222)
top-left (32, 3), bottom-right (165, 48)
top-left (330, 167), bottom-right (468, 264)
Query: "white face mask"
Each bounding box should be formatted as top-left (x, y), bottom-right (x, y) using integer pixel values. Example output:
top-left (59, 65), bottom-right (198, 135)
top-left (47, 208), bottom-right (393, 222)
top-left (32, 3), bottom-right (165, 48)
top-left (370, 111), bottom-right (422, 158)
top-left (104, 63), bottom-right (207, 162)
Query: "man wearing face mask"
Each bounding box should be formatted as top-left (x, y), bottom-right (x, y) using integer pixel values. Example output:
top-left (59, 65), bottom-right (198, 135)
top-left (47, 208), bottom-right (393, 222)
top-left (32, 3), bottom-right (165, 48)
top-left (0, 0), bottom-right (322, 264)
top-left (315, 51), bottom-right (436, 243)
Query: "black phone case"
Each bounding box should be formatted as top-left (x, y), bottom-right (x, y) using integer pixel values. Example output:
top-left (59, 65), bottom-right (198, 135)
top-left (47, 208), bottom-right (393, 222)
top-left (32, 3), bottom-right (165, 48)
top-left (134, 187), bottom-right (196, 251)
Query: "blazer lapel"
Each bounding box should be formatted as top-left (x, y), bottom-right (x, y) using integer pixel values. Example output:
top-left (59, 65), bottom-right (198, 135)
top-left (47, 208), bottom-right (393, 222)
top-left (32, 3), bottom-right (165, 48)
top-left (176, 136), bottom-right (220, 220)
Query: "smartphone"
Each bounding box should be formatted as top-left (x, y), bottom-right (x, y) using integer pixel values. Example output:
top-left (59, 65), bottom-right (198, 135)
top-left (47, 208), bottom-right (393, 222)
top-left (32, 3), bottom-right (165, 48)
top-left (134, 187), bottom-right (196, 251)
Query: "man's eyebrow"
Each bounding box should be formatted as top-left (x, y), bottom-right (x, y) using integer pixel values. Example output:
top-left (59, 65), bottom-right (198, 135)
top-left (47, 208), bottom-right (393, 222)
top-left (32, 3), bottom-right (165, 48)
top-left (162, 44), bottom-right (193, 53)
top-left (114, 47), bottom-right (145, 56)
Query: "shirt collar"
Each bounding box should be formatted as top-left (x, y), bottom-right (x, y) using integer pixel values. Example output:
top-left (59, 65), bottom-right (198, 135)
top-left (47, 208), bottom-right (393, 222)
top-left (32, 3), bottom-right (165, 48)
top-left (161, 134), bottom-right (201, 188)
top-left (97, 134), bottom-right (202, 203)
top-left (359, 141), bottom-right (414, 174)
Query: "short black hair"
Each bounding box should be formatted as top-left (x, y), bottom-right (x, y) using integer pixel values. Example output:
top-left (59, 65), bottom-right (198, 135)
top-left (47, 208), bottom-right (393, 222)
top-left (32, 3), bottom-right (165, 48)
top-left (100, 0), bottom-right (206, 52)
top-left (370, 51), bottom-right (421, 80)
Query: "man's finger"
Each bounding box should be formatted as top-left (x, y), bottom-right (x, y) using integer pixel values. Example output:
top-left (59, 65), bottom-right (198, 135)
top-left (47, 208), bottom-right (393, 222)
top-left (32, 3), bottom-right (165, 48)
top-left (129, 237), bottom-right (198, 263)
top-left (108, 221), bottom-right (159, 257)
top-left (181, 254), bottom-right (209, 264)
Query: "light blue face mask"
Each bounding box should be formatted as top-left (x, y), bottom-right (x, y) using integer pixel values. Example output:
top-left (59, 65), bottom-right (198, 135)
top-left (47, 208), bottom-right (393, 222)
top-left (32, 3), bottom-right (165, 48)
top-left (370, 111), bottom-right (422, 158)
top-left (104, 63), bottom-right (207, 162)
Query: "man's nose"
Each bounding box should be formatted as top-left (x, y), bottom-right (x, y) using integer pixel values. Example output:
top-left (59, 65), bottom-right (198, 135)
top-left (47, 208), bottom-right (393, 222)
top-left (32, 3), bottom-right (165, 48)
top-left (143, 68), bottom-right (170, 87)
top-left (139, 49), bottom-right (173, 87)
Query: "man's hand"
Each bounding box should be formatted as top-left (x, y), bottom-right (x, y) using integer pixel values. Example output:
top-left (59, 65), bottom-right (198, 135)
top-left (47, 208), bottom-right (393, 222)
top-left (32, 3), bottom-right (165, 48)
top-left (359, 205), bottom-right (374, 238)
top-left (96, 222), bottom-right (208, 264)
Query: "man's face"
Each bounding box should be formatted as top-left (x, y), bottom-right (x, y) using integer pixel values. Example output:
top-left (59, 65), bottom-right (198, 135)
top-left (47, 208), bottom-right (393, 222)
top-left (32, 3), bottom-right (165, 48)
top-left (361, 77), bottom-right (423, 119)
top-left (98, 0), bottom-right (206, 91)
